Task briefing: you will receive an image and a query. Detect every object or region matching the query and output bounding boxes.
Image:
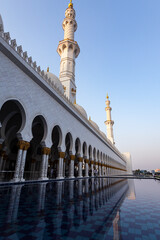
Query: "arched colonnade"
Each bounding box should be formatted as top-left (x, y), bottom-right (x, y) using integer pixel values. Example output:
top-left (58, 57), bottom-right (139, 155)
top-left (0, 100), bottom-right (126, 182)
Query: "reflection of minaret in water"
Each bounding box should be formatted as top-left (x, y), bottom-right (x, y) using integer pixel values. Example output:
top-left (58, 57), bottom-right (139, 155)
top-left (127, 179), bottom-right (136, 200)
top-left (113, 211), bottom-right (120, 240)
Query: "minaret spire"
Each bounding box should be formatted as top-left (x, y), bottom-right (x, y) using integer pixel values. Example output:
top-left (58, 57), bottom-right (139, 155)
top-left (57, 1), bottom-right (80, 103)
top-left (104, 94), bottom-right (115, 144)
top-left (0, 15), bottom-right (4, 33)
top-left (68, 0), bottom-right (73, 8)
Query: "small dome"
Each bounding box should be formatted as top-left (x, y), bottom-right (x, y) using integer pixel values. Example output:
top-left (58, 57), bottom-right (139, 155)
top-left (45, 72), bottom-right (64, 94)
top-left (100, 131), bottom-right (107, 139)
top-left (75, 104), bottom-right (88, 119)
top-left (89, 118), bottom-right (99, 131)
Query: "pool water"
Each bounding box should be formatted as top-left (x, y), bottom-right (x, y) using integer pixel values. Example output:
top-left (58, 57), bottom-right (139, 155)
top-left (0, 178), bottom-right (160, 240)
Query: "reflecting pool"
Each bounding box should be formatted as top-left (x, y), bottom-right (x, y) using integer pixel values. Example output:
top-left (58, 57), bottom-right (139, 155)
top-left (0, 178), bottom-right (160, 240)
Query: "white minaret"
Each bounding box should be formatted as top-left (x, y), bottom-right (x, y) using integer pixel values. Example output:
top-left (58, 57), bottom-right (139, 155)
top-left (0, 15), bottom-right (4, 33)
top-left (57, 0), bottom-right (80, 104)
top-left (105, 94), bottom-right (115, 144)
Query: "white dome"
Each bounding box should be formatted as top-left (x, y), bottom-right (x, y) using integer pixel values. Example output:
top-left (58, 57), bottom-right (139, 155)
top-left (45, 72), bottom-right (64, 94)
top-left (100, 131), bottom-right (107, 139)
top-left (75, 104), bottom-right (88, 119)
top-left (89, 119), bottom-right (99, 131)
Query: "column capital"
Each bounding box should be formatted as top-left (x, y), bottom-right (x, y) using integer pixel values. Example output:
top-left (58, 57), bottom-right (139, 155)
top-left (42, 147), bottom-right (51, 155)
top-left (24, 141), bottom-right (30, 150)
top-left (78, 157), bottom-right (83, 162)
top-left (0, 150), bottom-right (6, 157)
top-left (17, 140), bottom-right (26, 150)
top-left (46, 148), bottom-right (51, 155)
top-left (70, 155), bottom-right (75, 161)
top-left (0, 144), bottom-right (3, 151)
top-left (58, 152), bottom-right (65, 158)
top-left (85, 159), bottom-right (89, 164)
top-left (90, 160), bottom-right (94, 165)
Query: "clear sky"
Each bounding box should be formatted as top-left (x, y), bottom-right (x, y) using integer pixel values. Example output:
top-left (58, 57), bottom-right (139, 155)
top-left (1, 0), bottom-right (160, 170)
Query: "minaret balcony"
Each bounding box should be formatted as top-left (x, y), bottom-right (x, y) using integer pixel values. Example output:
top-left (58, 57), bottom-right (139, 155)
top-left (71, 88), bottom-right (76, 94)
top-left (62, 18), bottom-right (77, 32)
top-left (57, 39), bottom-right (80, 58)
top-left (63, 86), bottom-right (66, 91)
top-left (104, 120), bottom-right (114, 126)
top-left (105, 106), bottom-right (112, 111)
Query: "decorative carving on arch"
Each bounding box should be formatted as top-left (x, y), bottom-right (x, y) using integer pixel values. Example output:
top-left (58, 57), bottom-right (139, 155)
top-left (62, 44), bottom-right (67, 51)
top-left (69, 44), bottom-right (73, 50)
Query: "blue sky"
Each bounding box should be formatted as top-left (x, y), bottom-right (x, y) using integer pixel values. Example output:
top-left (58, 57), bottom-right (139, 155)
top-left (1, 0), bottom-right (160, 170)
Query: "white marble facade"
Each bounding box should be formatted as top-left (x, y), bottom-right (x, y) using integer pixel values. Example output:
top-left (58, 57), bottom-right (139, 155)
top-left (0, 1), bottom-right (131, 182)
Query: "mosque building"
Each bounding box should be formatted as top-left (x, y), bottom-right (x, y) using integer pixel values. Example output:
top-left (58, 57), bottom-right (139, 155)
top-left (0, 1), bottom-right (132, 182)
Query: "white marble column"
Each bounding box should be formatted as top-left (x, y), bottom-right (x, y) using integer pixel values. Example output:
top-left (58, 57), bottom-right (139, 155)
top-left (78, 157), bottom-right (83, 178)
top-left (44, 154), bottom-right (49, 179)
top-left (101, 165), bottom-right (104, 176)
top-left (69, 155), bottom-right (75, 178)
top-left (39, 147), bottom-right (50, 180)
top-left (99, 162), bottom-right (101, 177)
top-left (85, 159), bottom-right (89, 177)
top-left (105, 165), bottom-right (107, 176)
top-left (19, 142), bottom-right (30, 181)
top-left (63, 160), bottom-right (65, 178)
top-left (12, 141), bottom-right (25, 182)
top-left (90, 159), bottom-right (94, 177)
top-left (39, 151), bottom-right (46, 180)
top-left (57, 152), bottom-right (65, 179)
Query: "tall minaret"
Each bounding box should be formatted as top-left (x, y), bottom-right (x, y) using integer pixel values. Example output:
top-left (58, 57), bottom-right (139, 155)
top-left (105, 94), bottom-right (115, 144)
top-left (0, 15), bottom-right (4, 33)
top-left (57, 0), bottom-right (80, 103)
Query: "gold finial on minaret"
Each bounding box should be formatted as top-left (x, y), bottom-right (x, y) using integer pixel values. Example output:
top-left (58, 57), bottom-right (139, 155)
top-left (74, 99), bottom-right (76, 104)
top-left (106, 93), bottom-right (109, 99)
top-left (89, 116), bottom-right (91, 121)
top-left (68, 0), bottom-right (73, 8)
top-left (47, 67), bottom-right (49, 72)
